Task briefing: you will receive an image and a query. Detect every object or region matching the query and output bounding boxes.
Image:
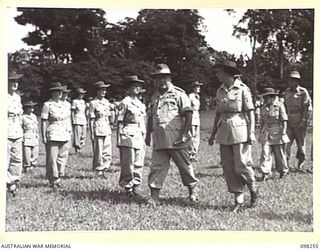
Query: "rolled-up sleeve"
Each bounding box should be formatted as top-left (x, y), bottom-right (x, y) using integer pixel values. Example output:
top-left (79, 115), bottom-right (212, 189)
top-left (242, 87), bottom-right (254, 111)
top-left (179, 92), bottom-right (193, 113)
top-left (41, 103), bottom-right (49, 120)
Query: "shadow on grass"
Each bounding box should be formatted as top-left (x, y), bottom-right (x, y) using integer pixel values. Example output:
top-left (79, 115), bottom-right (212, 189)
top-left (196, 172), bottom-right (223, 178)
top-left (259, 211), bottom-right (313, 225)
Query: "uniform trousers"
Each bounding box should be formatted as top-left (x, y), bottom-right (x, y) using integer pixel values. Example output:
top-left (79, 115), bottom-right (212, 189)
top-left (286, 126), bottom-right (306, 163)
top-left (93, 135), bottom-right (112, 171)
top-left (220, 143), bottom-right (255, 193)
top-left (190, 125), bottom-right (200, 156)
top-left (23, 144), bottom-right (39, 168)
top-left (73, 124), bottom-right (86, 149)
top-left (260, 144), bottom-right (288, 174)
top-left (119, 146), bottom-right (145, 188)
top-left (7, 138), bottom-right (23, 184)
top-left (46, 140), bottom-right (69, 181)
top-left (148, 147), bottom-right (198, 190)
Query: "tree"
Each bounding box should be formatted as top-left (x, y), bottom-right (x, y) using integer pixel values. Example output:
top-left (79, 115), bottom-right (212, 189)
top-left (15, 8), bottom-right (107, 63)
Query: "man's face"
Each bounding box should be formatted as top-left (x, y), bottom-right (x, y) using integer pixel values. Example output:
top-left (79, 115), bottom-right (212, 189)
top-left (97, 88), bottom-right (106, 97)
top-left (193, 86), bottom-right (201, 93)
top-left (288, 78), bottom-right (299, 89)
top-left (8, 80), bottom-right (19, 91)
top-left (213, 67), bottom-right (229, 84)
top-left (154, 75), bottom-right (171, 93)
top-left (51, 90), bottom-right (62, 99)
top-left (129, 83), bottom-right (141, 96)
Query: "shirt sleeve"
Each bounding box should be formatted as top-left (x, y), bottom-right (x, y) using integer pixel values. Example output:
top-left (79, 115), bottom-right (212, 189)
top-left (71, 100), bottom-right (77, 110)
top-left (278, 103), bottom-right (288, 121)
top-left (41, 102), bottom-right (50, 120)
top-left (179, 92), bottom-right (193, 113)
top-left (242, 86), bottom-right (254, 111)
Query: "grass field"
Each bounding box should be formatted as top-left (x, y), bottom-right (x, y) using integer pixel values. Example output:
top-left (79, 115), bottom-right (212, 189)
top-left (5, 110), bottom-right (313, 231)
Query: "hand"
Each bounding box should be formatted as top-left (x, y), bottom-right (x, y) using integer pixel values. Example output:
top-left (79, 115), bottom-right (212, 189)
top-left (208, 133), bottom-right (215, 146)
top-left (248, 131), bottom-right (256, 145)
top-left (173, 134), bottom-right (189, 146)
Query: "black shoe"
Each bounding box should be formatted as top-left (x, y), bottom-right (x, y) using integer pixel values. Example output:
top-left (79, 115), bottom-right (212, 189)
top-left (232, 203), bottom-right (244, 213)
top-left (261, 173), bottom-right (269, 182)
top-left (7, 183), bottom-right (17, 196)
top-left (279, 171), bottom-right (289, 179)
top-left (188, 186), bottom-right (199, 202)
top-left (297, 159), bottom-right (305, 170)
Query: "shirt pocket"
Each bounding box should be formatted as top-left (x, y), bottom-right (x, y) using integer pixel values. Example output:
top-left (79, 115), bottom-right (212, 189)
top-left (227, 95), bottom-right (242, 112)
top-left (165, 99), bottom-right (178, 111)
top-left (231, 118), bottom-right (246, 127)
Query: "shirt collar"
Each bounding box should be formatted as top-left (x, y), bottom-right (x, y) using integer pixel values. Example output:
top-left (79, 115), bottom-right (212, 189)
top-left (220, 79), bottom-right (241, 92)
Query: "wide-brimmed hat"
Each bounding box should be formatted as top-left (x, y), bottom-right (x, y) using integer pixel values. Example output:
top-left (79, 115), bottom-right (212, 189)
top-left (23, 101), bottom-right (37, 107)
top-left (49, 82), bottom-right (65, 91)
top-left (8, 71), bottom-right (23, 80)
top-left (124, 75), bottom-right (145, 88)
top-left (94, 81), bottom-right (110, 89)
top-left (212, 60), bottom-right (241, 75)
top-left (191, 81), bottom-right (204, 87)
top-left (151, 64), bottom-right (173, 76)
top-left (260, 87), bottom-right (278, 97)
top-left (76, 87), bottom-right (87, 94)
top-left (288, 71), bottom-right (301, 80)
top-left (62, 85), bottom-right (71, 93)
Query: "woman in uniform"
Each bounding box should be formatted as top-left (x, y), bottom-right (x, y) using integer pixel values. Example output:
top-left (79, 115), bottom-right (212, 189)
top-left (41, 82), bottom-right (70, 188)
top-left (89, 81), bottom-right (112, 177)
top-left (258, 88), bottom-right (290, 181)
top-left (208, 60), bottom-right (258, 212)
top-left (71, 88), bottom-right (87, 153)
top-left (117, 75), bottom-right (146, 196)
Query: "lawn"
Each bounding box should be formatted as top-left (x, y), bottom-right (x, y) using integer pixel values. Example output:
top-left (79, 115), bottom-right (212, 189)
top-left (5, 110), bottom-right (313, 231)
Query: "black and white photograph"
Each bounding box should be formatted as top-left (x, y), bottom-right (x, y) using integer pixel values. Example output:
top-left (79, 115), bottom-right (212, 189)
top-left (3, 4), bottom-right (315, 236)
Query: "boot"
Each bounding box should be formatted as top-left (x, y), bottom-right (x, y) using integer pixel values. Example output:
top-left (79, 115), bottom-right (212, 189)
top-left (146, 188), bottom-right (160, 206)
top-left (232, 202), bottom-right (244, 213)
top-left (248, 181), bottom-right (258, 207)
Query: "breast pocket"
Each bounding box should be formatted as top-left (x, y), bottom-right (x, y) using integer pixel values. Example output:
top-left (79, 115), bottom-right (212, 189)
top-left (227, 95), bottom-right (242, 112)
top-left (165, 99), bottom-right (178, 111)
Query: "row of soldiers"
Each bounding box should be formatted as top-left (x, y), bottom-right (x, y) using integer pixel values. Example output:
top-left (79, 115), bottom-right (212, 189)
top-left (7, 61), bottom-right (312, 212)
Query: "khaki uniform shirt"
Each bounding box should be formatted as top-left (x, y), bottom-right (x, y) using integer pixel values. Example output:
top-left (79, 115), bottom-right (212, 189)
top-left (284, 86), bottom-right (312, 127)
top-left (41, 99), bottom-right (70, 142)
top-left (151, 85), bottom-right (192, 150)
top-left (215, 79), bottom-right (254, 145)
top-left (117, 96), bottom-right (146, 149)
top-left (22, 113), bottom-right (39, 146)
top-left (189, 93), bottom-right (200, 126)
top-left (8, 92), bottom-right (23, 139)
top-left (89, 98), bottom-right (111, 136)
top-left (258, 97), bottom-right (290, 145)
top-left (71, 99), bottom-right (87, 125)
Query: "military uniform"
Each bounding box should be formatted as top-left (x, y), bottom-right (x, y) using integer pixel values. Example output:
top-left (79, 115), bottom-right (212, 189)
top-left (89, 97), bottom-right (112, 171)
top-left (22, 112), bottom-right (39, 170)
top-left (148, 84), bottom-right (198, 190)
top-left (284, 86), bottom-right (312, 166)
top-left (215, 79), bottom-right (256, 194)
top-left (117, 96), bottom-right (146, 190)
top-left (60, 99), bottom-right (72, 176)
top-left (258, 96), bottom-right (289, 176)
top-left (189, 92), bottom-right (201, 160)
top-left (71, 99), bottom-right (87, 151)
top-left (7, 92), bottom-right (23, 185)
top-left (41, 99), bottom-right (70, 184)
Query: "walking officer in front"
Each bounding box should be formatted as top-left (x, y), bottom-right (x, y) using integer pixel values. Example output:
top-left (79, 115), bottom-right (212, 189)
top-left (7, 71), bottom-right (24, 196)
top-left (208, 60), bottom-right (258, 213)
top-left (89, 81), bottom-right (113, 177)
top-left (41, 82), bottom-right (70, 188)
top-left (117, 75), bottom-right (146, 197)
top-left (284, 70), bottom-right (312, 170)
top-left (188, 80), bottom-right (204, 162)
top-left (145, 64), bottom-right (199, 204)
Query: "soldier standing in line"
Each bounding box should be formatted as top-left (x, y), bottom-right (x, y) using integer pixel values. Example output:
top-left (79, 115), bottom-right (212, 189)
top-left (60, 86), bottom-right (72, 177)
top-left (145, 64), bottom-right (199, 205)
top-left (71, 88), bottom-right (87, 153)
top-left (284, 71), bottom-right (312, 170)
top-left (7, 71), bottom-right (24, 196)
top-left (89, 81), bottom-right (113, 177)
top-left (41, 82), bottom-right (70, 188)
top-left (188, 81), bottom-right (204, 162)
top-left (208, 60), bottom-right (258, 213)
top-left (117, 76), bottom-right (146, 197)
top-left (22, 101), bottom-right (39, 173)
top-left (258, 88), bottom-right (290, 181)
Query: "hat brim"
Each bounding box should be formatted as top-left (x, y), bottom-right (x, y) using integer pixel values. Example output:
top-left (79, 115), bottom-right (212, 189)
top-left (260, 92), bottom-right (278, 97)
top-left (77, 90), bottom-right (87, 94)
top-left (23, 103), bottom-right (37, 107)
top-left (288, 76), bottom-right (301, 80)
top-left (212, 64), bottom-right (241, 75)
top-left (96, 84), bottom-right (110, 89)
top-left (49, 87), bottom-right (65, 91)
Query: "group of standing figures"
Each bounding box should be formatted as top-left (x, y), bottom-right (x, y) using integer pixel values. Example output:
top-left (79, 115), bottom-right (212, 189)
top-left (7, 60), bottom-right (312, 212)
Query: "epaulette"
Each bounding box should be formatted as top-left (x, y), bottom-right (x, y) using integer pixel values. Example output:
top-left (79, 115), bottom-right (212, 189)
top-left (174, 86), bottom-right (185, 93)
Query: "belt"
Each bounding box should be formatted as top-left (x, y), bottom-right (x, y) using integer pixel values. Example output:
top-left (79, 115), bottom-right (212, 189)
top-left (124, 123), bottom-right (140, 127)
top-left (25, 129), bottom-right (38, 133)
